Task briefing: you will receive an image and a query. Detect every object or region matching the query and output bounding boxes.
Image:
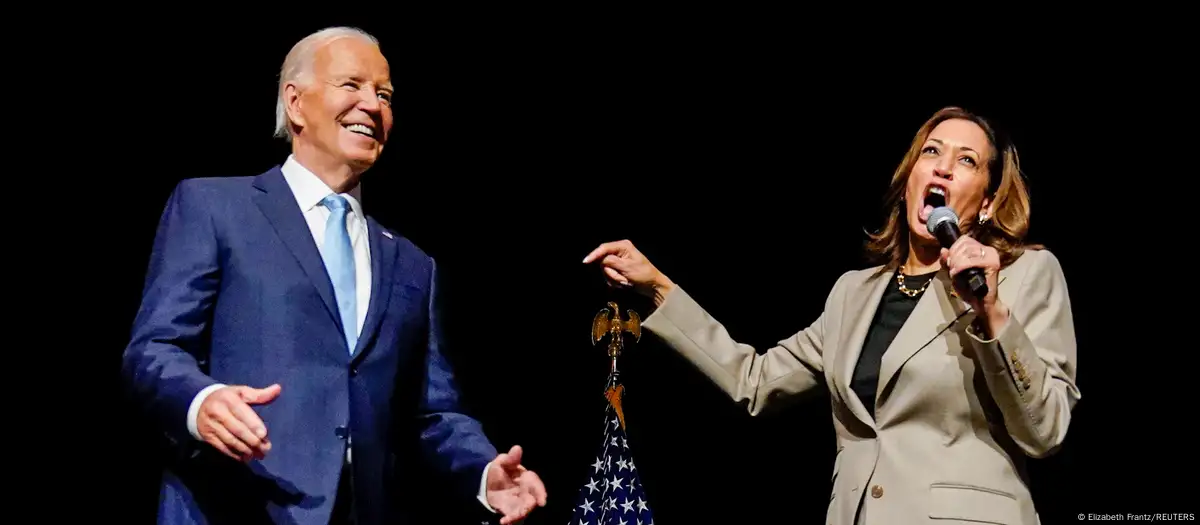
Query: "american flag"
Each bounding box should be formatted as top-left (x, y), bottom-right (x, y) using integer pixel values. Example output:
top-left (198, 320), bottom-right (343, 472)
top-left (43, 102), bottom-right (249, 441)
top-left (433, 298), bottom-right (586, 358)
top-left (566, 388), bottom-right (656, 525)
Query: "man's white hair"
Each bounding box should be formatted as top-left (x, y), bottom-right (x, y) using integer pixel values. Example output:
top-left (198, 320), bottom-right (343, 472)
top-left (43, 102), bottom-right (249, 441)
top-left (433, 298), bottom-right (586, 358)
top-left (274, 27), bottom-right (380, 142)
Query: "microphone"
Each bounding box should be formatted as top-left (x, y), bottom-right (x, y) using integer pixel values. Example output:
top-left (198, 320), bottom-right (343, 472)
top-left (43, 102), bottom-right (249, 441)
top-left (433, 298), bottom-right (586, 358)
top-left (927, 206), bottom-right (988, 299)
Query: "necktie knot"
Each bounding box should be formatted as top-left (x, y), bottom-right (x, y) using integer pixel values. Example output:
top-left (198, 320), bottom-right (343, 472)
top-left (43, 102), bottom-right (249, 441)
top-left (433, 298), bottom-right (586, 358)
top-left (322, 194), bottom-right (350, 213)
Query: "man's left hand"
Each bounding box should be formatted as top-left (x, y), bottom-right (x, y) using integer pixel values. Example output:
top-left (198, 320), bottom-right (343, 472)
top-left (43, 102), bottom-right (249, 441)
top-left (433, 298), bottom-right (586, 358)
top-left (486, 445), bottom-right (546, 525)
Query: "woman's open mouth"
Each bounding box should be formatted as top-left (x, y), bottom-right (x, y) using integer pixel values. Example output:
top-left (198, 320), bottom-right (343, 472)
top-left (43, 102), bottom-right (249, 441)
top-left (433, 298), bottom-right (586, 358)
top-left (919, 185), bottom-right (948, 223)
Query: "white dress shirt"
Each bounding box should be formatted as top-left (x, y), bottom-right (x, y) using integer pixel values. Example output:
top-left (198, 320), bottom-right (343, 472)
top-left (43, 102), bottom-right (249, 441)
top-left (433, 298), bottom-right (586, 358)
top-left (281, 154), bottom-right (373, 338)
top-left (183, 155), bottom-right (495, 511)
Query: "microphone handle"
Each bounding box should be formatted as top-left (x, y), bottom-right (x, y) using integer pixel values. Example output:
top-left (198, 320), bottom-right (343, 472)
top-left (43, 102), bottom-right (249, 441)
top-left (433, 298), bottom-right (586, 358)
top-left (933, 223), bottom-right (990, 300)
top-left (959, 267), bottom-right (989, 299)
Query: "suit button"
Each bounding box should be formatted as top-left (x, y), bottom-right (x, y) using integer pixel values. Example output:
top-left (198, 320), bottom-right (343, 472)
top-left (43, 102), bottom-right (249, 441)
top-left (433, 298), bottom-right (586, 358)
top-left (871, 485), bottom-right (883, 498)
top-left (335, 426), bottom-right (349, 439)
top-left (350, 367), bottom-right (358, 377)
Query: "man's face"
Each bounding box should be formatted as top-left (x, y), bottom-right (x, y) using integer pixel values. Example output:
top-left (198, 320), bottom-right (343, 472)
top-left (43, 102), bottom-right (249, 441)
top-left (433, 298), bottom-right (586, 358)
top-left (287, 37), bottom-right (394, 174)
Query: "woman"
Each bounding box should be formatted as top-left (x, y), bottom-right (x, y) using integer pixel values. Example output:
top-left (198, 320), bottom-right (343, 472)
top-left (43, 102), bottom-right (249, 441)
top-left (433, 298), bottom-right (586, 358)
top-left (582, 106), bottom-right (1079, 525)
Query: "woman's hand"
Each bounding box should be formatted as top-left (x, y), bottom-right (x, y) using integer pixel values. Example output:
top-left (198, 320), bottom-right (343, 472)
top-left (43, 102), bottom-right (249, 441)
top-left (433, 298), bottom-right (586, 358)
top-left (582, 239), bottom-right (675, 306)
top-left (941, 235), bottom-right (1009, 337)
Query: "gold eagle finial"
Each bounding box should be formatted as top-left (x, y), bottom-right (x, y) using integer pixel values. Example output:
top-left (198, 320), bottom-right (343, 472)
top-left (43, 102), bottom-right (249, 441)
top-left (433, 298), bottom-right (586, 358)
top-left (591, 301), bottom-right (641, 348)
top-left (591, 301), bottom-right (642, 431)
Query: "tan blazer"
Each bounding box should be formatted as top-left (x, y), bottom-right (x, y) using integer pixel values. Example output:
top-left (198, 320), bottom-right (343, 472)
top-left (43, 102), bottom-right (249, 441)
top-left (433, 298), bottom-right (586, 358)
top-left (641, 248), bottom-right (1080, 525)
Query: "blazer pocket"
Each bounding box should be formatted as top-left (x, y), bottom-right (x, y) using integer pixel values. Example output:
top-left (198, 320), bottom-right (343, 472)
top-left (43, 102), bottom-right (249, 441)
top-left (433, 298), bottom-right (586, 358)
top-left (389, 283), bottom-right (425, 316)
top-left (928, 482), bottom-right (1021, 524)
top-left (392, 281), bottom-right (423, 299)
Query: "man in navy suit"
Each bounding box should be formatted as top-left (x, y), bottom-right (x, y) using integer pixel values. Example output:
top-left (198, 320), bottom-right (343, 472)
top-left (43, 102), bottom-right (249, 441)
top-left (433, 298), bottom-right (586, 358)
top-left (121, 26), bottom-right (546, 525)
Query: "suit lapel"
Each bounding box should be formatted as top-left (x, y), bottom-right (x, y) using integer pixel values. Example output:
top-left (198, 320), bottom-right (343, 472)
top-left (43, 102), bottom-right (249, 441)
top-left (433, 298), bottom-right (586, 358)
top-left (351, 217), bottom-right (395, 362)
top-left (251, 168), bottom-right (343, 334)
top-left (874, 273), bottom-right (954, 402)
top-left (835, 270), bottom-right (891, 429)
top-left (874, 271), bottom-right (1009, 403)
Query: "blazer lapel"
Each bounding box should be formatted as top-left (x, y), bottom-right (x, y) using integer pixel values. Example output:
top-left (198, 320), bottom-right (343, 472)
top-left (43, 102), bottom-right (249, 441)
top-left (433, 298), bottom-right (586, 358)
top-left (874, 271), bottom-right (1009, 403)
top-left (351, 217), bottom-right (395, 362)
top-left (874, 273), bottom-right (953, 403)
top-left (834, 270), bottom-right (891, 429)
top-left (251, 168), bottom-right (343, 334)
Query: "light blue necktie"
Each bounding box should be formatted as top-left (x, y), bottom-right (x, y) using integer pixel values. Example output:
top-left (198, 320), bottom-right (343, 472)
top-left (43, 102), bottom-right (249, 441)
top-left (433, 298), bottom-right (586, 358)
top-left (321, 194), bottom-right (357, 354)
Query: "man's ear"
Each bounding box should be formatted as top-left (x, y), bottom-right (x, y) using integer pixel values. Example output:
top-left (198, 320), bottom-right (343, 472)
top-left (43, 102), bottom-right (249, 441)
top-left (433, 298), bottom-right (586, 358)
top-left (284, 83), bottom-right (305, 132)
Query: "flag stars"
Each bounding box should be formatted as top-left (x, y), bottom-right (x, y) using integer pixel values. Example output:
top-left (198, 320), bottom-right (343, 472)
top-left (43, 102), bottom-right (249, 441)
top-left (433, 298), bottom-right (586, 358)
top-left (610, 475), bottom-right (624, 491)
top-left (568, 403), bottom-right (656, 524)
top-left (621, 498), bottom-right (636, 514)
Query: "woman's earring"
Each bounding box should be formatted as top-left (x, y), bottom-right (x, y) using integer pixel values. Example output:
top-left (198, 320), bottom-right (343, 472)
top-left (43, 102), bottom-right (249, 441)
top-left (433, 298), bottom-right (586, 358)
top-left (978, 213), bottom-right (989, 225)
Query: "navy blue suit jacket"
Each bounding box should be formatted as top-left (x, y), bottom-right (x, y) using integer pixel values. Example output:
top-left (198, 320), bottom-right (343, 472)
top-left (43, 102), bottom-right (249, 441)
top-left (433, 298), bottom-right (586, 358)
top-left (121, 166), bottom-right (498, 524)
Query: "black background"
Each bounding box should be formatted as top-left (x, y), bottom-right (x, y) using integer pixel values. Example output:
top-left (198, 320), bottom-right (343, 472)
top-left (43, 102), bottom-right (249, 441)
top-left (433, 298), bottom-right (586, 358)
top-left (41, 16), bottom-right (1195, 525)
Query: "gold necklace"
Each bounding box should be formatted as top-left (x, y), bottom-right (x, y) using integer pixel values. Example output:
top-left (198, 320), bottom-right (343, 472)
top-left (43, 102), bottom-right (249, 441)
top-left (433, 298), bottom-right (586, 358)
top-left (896, 269), bottom-right (933, 298)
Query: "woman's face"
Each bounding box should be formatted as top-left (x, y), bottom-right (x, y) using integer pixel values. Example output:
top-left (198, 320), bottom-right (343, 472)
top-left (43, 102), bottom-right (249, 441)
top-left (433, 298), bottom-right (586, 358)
top-left (905, 118), bottom-right (994, 244)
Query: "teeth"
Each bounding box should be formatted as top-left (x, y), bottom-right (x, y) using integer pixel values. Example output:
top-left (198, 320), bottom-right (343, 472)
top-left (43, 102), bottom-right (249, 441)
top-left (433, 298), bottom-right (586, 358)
top-left (928, 187), bottom-right (945, 196)
top-left (345, 124), bottom-right (374, 137)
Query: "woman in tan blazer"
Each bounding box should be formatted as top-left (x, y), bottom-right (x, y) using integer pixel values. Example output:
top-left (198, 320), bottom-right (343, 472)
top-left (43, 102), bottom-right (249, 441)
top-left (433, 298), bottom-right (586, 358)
top-left (583, 106), bottom-right (1079, 525)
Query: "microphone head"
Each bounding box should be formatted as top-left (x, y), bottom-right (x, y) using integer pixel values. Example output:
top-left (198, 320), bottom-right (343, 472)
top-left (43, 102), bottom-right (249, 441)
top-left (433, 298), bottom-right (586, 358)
top-left (927, 206), bottom-right (959, 234)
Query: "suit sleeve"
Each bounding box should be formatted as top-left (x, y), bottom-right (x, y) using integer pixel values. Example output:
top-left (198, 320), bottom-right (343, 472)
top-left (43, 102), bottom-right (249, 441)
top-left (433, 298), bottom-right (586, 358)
top-left (968, 249), bottom-right (1081, 458)
top-left (640, 274), bottom-right (844, 416)
top-left (121, 180), bottom-right (221, 445)
top-left (415, 258), bottom-right (499, 504)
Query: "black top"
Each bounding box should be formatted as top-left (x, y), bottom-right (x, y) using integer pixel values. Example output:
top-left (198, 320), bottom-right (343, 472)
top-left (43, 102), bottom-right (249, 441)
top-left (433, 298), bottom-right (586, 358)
top-left (850, 269), bottom-right (938, 419)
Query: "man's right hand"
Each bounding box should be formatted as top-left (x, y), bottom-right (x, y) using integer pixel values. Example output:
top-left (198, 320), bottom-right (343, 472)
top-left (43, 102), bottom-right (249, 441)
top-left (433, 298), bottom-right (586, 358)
top-left (196, 384), bottom-right (281, 462)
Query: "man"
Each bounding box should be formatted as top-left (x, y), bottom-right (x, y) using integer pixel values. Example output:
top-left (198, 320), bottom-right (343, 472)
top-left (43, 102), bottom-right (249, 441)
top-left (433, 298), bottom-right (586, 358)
top-left (121, 27), bottom-right (545, 525)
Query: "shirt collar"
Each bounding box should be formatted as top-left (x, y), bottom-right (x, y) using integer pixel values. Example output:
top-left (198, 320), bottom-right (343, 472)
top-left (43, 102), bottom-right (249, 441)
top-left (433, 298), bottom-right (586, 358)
top-left (280, 155), bottom-right (365, 218)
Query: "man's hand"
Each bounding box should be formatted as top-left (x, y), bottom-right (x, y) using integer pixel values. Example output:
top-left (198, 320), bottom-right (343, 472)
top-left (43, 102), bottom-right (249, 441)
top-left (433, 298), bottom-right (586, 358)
top-left (196, 384), bottom-right (281, 462)
top-left (485, 445), bottom-right (547, 525)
